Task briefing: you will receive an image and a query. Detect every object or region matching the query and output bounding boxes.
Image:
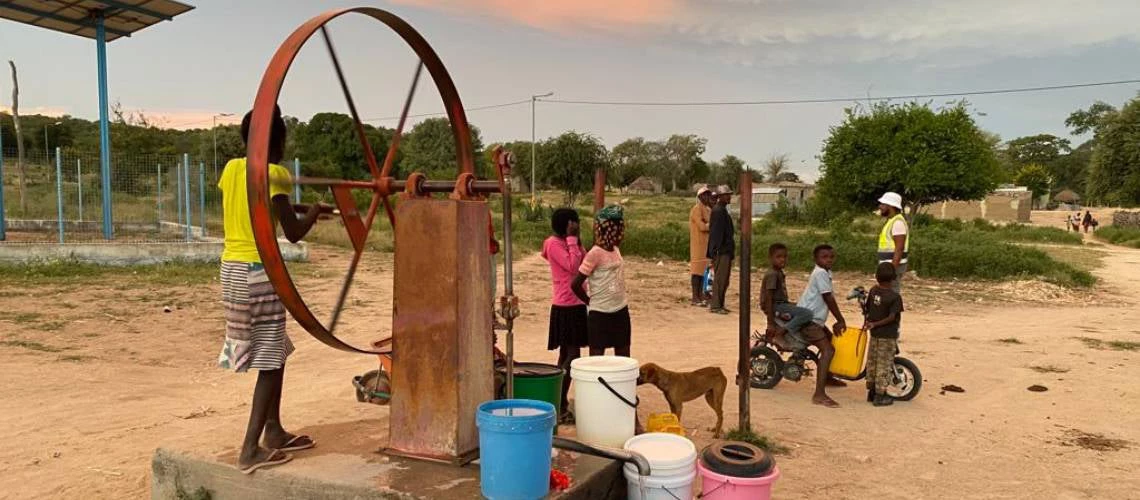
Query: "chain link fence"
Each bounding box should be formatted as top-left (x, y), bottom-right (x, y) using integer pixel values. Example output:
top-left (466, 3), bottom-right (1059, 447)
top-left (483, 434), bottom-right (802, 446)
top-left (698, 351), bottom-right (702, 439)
top-left (0, 148), bottom-right (302, 244)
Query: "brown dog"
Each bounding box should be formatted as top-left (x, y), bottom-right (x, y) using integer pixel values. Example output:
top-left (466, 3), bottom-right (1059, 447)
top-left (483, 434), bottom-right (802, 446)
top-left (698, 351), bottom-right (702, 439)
top-left (638, 363), bottom-right (727, 438)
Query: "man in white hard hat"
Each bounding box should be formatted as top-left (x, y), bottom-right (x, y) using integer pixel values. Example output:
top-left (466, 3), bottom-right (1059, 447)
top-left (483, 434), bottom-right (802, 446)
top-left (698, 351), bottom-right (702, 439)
top-left (877, 192), bottom-right (909, 292)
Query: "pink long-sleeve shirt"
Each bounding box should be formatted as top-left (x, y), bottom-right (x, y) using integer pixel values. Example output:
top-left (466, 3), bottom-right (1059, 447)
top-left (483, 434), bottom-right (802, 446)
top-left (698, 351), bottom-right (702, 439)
top-left (542, 235), bottom-right (585, 306)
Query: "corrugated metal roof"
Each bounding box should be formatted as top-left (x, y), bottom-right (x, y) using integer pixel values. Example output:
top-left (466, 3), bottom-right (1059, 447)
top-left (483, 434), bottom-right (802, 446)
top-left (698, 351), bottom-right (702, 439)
top-left (0, 0), bottom-right (193, 42)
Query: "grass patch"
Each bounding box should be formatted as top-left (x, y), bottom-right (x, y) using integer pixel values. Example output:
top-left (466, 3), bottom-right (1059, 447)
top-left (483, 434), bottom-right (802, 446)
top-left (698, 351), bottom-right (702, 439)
top-left (0, 339), bottom-right (64, 352)
top-left (1096, 225), bottom-right (1140, 248)
top-left (57, 354), bottom-right (97, 362)
top-left (997, 338), bottom-right (1024, 344)
top-left (0, 260), bottom-right (217, 286)
top-left (1076, 337), bottom-right (1140, 351)
top-left (0, 312), bottom-right (44, 323)
top-left (724, 427), bottom-right (789, 455)
top-left (1034, 245), bottom-right (1106, 273)
top-left (1028, 365), bottom-right (1070, 373)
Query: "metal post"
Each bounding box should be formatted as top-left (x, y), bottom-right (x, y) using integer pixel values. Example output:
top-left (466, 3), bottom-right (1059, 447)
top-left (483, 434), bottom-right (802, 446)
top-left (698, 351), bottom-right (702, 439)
top-left (176, 163), bottom-right (182, 234)
top-left (501, 152), bottom-right (516, 398)
top-left (0, 123), bottom-right (6, 241)
top-left (55, 148), bottom-right (64, 244)
top-left (737, 172), bottom-right (753, 432)
top-left (199, 162), bottom-right (206, 238)
top-left (77, 159), bottom-right (83, 222)
top-left (96, 11), bottom-right (114, 240)
top-left (182, 153), bottom-right (191, 241)
top-left (293, 158), bottom-right (301, 203)
top-left (156, 165), bottom-right (162, 227)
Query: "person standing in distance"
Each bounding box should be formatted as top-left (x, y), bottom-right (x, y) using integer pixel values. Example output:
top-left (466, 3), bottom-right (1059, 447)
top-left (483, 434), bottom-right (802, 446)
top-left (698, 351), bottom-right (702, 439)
top-left (877, 192), bottom-right (909, 292)
top-left (707, 186), bottom-right (735, 314)
top-left (688, 186), bottom-right (714, 306)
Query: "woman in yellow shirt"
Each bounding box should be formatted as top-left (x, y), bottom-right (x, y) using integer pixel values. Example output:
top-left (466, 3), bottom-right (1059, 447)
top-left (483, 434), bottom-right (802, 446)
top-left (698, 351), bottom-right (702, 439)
top-left (217, 106), bottom-right (323, 473)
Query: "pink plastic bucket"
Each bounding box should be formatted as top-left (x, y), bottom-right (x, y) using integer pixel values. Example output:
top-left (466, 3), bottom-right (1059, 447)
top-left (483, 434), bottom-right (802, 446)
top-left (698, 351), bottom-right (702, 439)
top-left (697, 459), bottom-right (780, 500)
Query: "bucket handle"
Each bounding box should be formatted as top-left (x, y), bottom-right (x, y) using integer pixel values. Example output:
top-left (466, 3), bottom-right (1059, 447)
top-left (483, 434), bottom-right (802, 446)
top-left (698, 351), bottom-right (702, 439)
top-left (598, 376), bottom-right (639, 408)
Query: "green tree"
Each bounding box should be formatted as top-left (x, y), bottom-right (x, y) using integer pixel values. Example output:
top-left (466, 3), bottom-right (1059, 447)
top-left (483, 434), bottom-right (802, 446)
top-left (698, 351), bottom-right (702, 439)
top-left (292, 112), bottom-right (396, 180)
top-left (1066, 101), bottom-right (1117, 136)
top-left (610, 137), bottom-right (663, 188)
top-left (399, 117), bottom-right (486, 179)
top-left (686, 156), bottom-right (710, 186)
top-left (775, 171), bottom-right (802, 183)
top-left (1086, 95), bottom-right (1140, 206)
top-left (540, 131), bottom-right (608, 206)
top-left (818, 102), bottom-right (1002, 215)
top-left (1013, 163), bottom-right (1051, 208)
top-left (708, 154), bottom-right (746, 189)
top-left (662, 134), bottom-right (706, 192)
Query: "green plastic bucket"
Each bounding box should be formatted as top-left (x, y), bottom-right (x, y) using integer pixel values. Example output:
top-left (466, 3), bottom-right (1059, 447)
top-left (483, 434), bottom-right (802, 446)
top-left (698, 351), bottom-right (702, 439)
top-left (496, 362), bottom-right (564, 434)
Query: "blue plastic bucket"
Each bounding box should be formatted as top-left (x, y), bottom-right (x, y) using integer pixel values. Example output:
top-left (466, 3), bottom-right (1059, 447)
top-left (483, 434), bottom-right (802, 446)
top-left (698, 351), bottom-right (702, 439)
top-left (477, 399), bottom-right (556, 499)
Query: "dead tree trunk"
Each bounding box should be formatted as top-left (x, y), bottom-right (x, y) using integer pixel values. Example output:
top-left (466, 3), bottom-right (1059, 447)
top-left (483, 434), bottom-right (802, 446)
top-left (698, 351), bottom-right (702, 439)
top-left (8, 61), bottom-right (26, 214)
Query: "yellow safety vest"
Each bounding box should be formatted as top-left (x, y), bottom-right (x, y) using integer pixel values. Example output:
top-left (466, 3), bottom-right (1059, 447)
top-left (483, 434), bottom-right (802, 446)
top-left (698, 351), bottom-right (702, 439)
top-left (878, 214), bottom-right (909, 264)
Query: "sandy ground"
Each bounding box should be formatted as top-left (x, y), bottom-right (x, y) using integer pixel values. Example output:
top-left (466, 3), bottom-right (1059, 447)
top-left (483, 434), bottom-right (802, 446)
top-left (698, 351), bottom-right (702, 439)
top-left (1, 235), bottom-right (1139, 499)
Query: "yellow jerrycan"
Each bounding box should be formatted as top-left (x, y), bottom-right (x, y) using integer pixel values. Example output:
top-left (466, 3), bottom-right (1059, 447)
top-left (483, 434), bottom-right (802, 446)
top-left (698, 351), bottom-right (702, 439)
top-left (830, 327), bottom-right (869, 379)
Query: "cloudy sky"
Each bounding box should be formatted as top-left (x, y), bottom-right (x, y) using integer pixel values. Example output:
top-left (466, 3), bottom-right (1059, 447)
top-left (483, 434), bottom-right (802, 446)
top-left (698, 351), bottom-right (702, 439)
top-left (2, 0), bottom-right (1139, 179)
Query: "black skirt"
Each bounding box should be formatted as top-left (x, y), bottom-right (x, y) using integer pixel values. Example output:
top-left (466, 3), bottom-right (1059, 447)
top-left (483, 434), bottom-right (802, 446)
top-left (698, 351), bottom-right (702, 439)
top-left (548, 304), bottom-right (589, 351)
top-left (587, 306), bottom-right (632, 350)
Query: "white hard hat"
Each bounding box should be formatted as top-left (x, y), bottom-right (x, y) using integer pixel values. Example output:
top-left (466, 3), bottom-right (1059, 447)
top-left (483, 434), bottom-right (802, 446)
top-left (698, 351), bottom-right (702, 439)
top-left (697, 185), bottom-right (710, 197)
top-left (715, 185), bottom-right (733, 195)
top-left (878, 192), bottom-right (903, 210)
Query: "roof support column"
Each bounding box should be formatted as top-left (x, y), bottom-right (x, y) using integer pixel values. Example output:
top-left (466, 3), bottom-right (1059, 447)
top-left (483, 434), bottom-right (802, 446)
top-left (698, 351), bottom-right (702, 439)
top-left (96, 10), bottom-right (113, 239)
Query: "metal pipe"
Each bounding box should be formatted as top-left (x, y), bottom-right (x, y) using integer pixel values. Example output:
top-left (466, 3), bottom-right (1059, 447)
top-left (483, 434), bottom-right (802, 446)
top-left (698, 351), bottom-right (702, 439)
top-left (552, 437), bottom-right (651, 477)
top-left (0, 123), bottom-right (6, 241)
top-left (501, 153), bottom-right (515, 398)
top-left (293, 158), bottom-right (301, 203)
top-left (183, 154), bottom-right (191, 241)
top-left (199, 162), bottom-right (206, 238)
top-left (175, 163), bottom-right (182, 230)
top-left (156, 165), bottom-right (162, 227)
top-left (737, 172), bottom-right (753, 431)
top-left (77, 159), bottom-right (83, 222)
top-left (55, 148), bottom-right (63, 244)
top-left (96, 12), bottom-right (114, 240)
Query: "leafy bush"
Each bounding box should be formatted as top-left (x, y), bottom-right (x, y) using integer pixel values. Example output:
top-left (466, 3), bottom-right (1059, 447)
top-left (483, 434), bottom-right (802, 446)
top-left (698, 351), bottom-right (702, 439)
top-left (1096, 225), bottom-right (1140, 248)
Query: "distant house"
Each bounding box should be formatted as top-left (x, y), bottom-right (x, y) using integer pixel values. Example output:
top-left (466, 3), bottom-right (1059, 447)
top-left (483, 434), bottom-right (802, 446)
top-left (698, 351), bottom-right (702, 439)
top-left (626, 176), bottom-right (662, 195)
top-left (744, 186), bottom-right (785, 216)
top-left (935, 186), bottom-right (1032, 223)
top-left (756, 181), bottom-right (816, 207)
top-left (1053, 189), bottom-right (1081, 210)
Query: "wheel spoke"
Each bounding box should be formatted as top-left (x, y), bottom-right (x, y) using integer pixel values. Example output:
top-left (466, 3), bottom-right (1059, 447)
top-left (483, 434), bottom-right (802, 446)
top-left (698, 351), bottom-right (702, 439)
top-left (381, 61), bottom-right (423, 178)
top-left (330, 186), bottom-right (368, 253)
top-left (321, 26), bottom-right (383, 180)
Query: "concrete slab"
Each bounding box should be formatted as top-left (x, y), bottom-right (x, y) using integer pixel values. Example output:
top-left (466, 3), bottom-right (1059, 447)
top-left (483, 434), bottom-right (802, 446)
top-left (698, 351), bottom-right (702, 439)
top-left (151, 412), bottom-right (623, 500)
top-left (152, 444), bottom-right (624, 500)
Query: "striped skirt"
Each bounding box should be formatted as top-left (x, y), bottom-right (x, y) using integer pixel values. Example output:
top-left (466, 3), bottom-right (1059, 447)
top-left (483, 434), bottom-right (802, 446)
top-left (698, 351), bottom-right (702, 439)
top-left (217, 261), bottom-right (294, 372)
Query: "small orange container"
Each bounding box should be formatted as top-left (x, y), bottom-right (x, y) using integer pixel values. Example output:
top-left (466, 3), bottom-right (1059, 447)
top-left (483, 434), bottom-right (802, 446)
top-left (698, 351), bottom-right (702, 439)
top-left (829, 327), bottom-right (869, 378)
top-left (646, 413), bottom-right (686, 436)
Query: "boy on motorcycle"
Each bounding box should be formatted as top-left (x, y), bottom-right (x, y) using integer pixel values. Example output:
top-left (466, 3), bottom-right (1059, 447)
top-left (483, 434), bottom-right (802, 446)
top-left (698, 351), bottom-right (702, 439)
top-left (795, 244), bottom-right (848, 408)
top-left (760, 243), bottom-right (814, 350)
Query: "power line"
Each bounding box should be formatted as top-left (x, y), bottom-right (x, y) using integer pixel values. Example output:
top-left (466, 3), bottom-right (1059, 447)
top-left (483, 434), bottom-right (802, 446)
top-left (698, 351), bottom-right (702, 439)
top-left (538, 78), bottom-right (1140, 107)
top-left (362, 98), bottom-right (530, 122)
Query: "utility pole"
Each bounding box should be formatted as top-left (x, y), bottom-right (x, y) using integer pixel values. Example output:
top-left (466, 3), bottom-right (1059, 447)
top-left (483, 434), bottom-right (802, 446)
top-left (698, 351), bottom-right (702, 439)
top-left (530, 92), bottom-right (553, 202)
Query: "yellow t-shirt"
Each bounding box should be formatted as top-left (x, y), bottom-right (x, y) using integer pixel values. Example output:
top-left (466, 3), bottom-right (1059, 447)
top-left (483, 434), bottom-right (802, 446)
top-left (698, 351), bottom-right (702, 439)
top-left (218, 158), bottom-right (293, 263)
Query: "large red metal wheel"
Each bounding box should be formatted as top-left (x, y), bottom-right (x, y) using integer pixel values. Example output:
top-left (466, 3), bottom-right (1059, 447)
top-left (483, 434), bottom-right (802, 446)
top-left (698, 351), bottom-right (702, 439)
top-left (245, 7), bottom-right (475, 354)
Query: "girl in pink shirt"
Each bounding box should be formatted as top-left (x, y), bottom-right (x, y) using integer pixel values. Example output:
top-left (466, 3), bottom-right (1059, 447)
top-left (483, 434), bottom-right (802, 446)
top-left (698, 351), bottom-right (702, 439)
top-left (542, 208), bottom-right (587, 422)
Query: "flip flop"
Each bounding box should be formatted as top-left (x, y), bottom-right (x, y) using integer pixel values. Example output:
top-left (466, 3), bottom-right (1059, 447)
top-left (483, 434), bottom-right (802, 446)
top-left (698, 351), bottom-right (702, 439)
top-left (239, 449), bottom-right (292, 475)
top-left (276, 434), bottom-right (315, 452)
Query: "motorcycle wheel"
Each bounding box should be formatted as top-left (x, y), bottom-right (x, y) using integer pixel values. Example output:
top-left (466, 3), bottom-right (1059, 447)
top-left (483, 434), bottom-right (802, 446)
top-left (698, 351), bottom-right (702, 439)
top-left (886, 357), bottom-right (922, 401)
top-left (749, 345), bottom-right (784, 389)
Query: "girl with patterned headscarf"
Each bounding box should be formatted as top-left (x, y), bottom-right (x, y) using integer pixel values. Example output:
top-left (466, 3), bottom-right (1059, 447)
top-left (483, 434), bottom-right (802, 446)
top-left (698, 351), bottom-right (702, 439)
top-left (571, 205), bottom-right (632, 357)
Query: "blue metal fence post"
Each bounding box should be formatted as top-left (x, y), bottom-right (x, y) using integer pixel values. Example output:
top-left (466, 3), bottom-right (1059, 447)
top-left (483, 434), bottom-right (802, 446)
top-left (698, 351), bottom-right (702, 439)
top-left (176, 163), bottom-right (183, 232)
top-left (293, 157), bottom-right (301, 203)
top-left (183, 154), bottom-right (191, 241)
top-left (199, 162), bottom-right (206, 238)
top-left (96, 11), bottom-right (114, 240)
top-left (0, 123), bottom-right (6, 241)
top-left (157, 165), bottom-right (163, 227)
top-left (55, 148), bottom-right (64, 244)
top-left (77, 159), bottom-right (83, 222)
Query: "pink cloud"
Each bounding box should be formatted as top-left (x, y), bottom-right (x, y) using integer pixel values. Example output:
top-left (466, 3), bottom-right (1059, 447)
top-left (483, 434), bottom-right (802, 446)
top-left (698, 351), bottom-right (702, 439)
top-left (392, 0), bottom-right (682, 33)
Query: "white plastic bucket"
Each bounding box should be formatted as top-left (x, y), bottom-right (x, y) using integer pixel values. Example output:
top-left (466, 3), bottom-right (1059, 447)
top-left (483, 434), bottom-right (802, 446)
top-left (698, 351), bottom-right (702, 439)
top-left (623, 433), bottom-right (698, 500)
top-left (571, 356), bottom-right (639, 448)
